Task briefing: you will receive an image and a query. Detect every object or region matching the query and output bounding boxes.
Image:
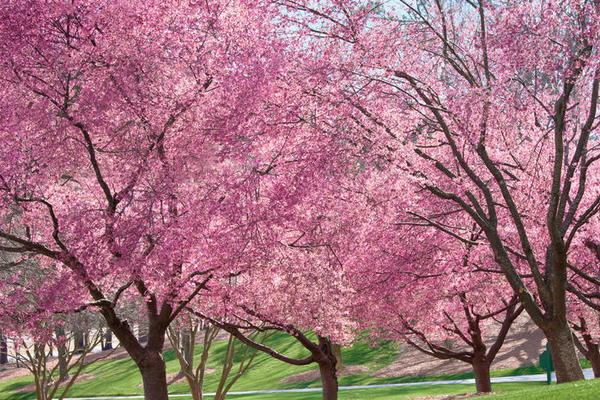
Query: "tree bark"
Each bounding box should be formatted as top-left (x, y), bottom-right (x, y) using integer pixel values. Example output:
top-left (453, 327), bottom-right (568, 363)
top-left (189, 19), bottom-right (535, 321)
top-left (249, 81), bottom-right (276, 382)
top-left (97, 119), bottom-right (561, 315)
top-left (318, 360), bottom-right (338, 400)
top-left (55, 326), bottom-right (69, 380)
top-left (544, 321), bottom-right (585, 382)
top-left (74, 330), bottom-right (85, 354)
top-left (316, 336), bottom-right (338, 400)
top-left (586, 343), bottom-right (600, 378)
top-left (189, 381), bottom-right (201, 400)
top-left (138, 350), bottom-right (169, 400)
top-left (584, 341), bottom-right (600, 378)
top-left (95, 301), bottom-right (171, 400)
top-left (472, 356), bottom-right (492, 393)
top-left (0, 333), bottom-right (7, 364)
top-left (485, 236), bottom-right (585, 383)
top-left (575, 332), bottom-right (600, 378)
top-left (102, 330), bottom-right (113, 351)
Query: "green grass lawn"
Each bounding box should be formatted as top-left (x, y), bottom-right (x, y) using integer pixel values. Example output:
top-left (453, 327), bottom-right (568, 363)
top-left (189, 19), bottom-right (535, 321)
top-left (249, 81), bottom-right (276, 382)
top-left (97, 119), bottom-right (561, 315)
top-left (151, 383), bottom-right (550, 400)
top-left (478, 378), bottom-right (600, 399)
top-left (0, 332), bottom-right (596, 400)
top-left (0, 332), bottom-right (400, 398)
top-left (223, 380), bottom-right (600, 400)
top-left (170, 380), bottom-right (600, 400)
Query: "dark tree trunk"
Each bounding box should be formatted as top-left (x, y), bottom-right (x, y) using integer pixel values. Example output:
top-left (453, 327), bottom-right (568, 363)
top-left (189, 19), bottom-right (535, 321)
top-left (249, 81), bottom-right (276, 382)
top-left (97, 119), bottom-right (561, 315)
top-left (138, 350), bottom-right (169, 400)
top-left (0, 333), bottom-right (7, 364)
top-left (586, 344), bottom-right (600, 378)
top-left (74, 331), bottom-right (85, 354)
top-left (318, 360), bottom-right (338, 400)
top-left (316, 336), bottom-right (338, 400)
top-left (578, 333), bottom-right (600, 378)
top-left (584, 341), bottom-right (600, 378)
top-left (55, 326), bottom-right (69, 380)
top-left (472, 356), bottom-right (492, 393)
top-left (60, 258), bottom-right (178, 400)
top-left (102, 330), bottom-right (113, 351)
top-left (100, 319), bottom-right (170, 400)
top-left (94, 297), bottom-right (172, 400)
top-left (544, 321), bottom-right (585, 383)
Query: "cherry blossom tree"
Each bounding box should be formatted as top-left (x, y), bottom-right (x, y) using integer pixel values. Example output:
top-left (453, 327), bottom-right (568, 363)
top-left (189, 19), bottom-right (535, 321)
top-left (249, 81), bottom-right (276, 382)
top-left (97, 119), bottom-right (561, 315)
top-left (272, 0), bottom-right (600, 383)
top-left (352, 224), bottom-right (524, 393)
top-left (193, 208), bottom-right (360, 400)
top-left (0, 1), bottom-right (295, 398)
top-left (4, 2), bottom-right (600, 399)
top-left (335, 180), bottom-right (525, 393)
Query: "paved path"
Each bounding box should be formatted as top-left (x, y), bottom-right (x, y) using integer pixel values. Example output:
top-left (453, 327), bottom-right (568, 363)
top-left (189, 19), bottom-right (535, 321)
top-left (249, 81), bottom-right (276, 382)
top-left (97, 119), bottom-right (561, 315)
top-left (63, 368), bottom-right (595, 400)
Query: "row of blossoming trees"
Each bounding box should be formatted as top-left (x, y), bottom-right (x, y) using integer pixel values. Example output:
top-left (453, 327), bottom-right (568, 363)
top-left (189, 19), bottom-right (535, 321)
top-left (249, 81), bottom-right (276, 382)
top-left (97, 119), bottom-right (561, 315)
top-left (1, 1), bottom-right (600, 400)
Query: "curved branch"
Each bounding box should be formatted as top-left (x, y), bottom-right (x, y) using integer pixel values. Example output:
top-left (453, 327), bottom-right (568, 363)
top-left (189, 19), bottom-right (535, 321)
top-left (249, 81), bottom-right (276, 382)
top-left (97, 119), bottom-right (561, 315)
top-left (187, 309), bottom-right (315, 366)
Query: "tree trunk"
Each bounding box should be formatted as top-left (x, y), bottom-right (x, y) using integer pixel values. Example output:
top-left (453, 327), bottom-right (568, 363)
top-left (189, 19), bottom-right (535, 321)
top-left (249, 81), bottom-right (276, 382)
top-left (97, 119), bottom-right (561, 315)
top-left (318, 360), bottom-right (338, 400)
top-left (182, 329), bottom-right (193, 365)
top-left (102, 330), bottom-right (113, 351)
top-left (587, 346), bottom-right (600, 378)
top-left (472, 357), bottom-right (492, 393)
top-left (0, 333), bottom-right (7, 364)
top-left (189, 381), bottom-right (201, 400)
top-left (331, 344), bottom-right (343, 371)
top-left (93, 293), bottom-right (174, 400)
top-left (74, 331), bottom-right (85, 354)
top-left (544, 321), bottom-right (585, 383)
top-left (138, 350), bottom-right (169, 400)
top-left (55, 326), bottom-right (69, 380)
top-left (583, 335), bottom-right (600, 378)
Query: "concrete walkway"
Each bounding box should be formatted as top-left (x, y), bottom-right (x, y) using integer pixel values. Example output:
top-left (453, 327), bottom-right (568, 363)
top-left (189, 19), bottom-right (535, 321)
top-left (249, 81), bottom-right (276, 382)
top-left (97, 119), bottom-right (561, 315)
top-left (63, 368), bottom-right (595, 400)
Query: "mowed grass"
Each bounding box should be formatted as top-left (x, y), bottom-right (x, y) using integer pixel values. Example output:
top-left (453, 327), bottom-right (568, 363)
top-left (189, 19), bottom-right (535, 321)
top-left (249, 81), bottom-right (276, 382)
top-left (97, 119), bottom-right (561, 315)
top-left (479, 378), bottom-right (600, 399)
top-left (164, 380), bottom-right (600, 400)
top-left (0, 332), bottom-right (597, 399)
top-left (0, 332), bottom-right (398, 398)
top-left (220, 380), bottom-right (600, 400)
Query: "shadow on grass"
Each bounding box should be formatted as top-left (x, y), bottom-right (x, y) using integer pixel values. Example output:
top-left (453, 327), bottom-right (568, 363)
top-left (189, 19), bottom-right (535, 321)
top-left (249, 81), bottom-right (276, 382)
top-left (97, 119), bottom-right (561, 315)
top-left (2, 382), bottom-right (36, 400)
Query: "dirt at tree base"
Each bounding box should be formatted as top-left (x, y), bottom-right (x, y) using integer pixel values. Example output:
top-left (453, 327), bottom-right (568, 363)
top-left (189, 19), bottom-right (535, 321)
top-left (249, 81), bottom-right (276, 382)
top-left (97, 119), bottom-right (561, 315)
top-left (0, 364), bottom-right (30, 381)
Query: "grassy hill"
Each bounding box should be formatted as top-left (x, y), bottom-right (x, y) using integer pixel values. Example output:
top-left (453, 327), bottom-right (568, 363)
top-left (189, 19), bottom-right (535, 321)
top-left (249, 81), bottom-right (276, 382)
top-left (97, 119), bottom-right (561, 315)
top-left (0, 332), bottom-right (597, 399)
